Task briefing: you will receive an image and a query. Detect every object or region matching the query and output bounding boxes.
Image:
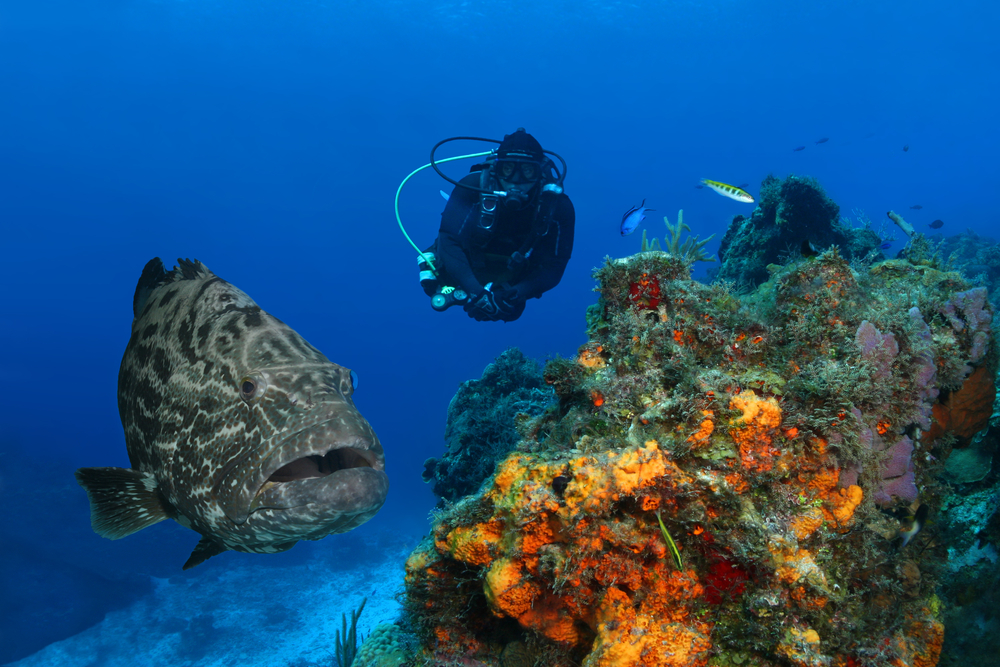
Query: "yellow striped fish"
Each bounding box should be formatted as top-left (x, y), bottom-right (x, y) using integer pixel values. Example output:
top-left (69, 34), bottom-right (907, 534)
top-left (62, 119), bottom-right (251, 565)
top-left (701, 179), bottom-right (754, 203)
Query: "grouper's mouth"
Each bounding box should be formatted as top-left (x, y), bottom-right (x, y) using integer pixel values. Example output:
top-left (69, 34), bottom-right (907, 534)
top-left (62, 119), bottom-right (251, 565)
top-left (245, 436), bottom-right (388, 529)
top-left (265, 447), bottom-right (378, 483)
top-left (214, 413), bottom-right (388, 525)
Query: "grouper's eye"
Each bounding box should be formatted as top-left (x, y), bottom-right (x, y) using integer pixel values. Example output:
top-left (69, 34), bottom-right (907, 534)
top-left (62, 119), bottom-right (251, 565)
top-left (239, 373), bottom-right (268, 404)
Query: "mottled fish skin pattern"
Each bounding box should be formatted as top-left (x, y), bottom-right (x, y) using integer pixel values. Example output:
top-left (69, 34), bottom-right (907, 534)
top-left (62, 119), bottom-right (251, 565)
top-left (92, 258), bottom-right (388, 567)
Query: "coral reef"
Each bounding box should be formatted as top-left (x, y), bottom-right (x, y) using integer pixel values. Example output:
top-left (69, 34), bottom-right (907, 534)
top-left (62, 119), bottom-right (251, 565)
top-left (401, 248), bottom-right (996, 666)
top-left (714, 175), bottom-right (886, 289)
top-left (933, 364), bottom-right (1000, 665)
top-left (935, 229), bottom-right (1000, 298)
top-left (422, 348), bottom-right (556, 503)
top-left (879, 222), bottom-right (1000, 334)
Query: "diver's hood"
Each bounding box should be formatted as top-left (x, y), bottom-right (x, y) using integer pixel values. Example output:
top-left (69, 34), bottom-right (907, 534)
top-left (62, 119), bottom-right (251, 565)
top-left (497, 128), bottom-right (544, 161)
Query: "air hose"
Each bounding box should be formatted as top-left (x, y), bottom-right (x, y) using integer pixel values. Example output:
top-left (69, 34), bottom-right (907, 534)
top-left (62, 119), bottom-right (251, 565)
top-left (394, 150), bottom-right (493, 275)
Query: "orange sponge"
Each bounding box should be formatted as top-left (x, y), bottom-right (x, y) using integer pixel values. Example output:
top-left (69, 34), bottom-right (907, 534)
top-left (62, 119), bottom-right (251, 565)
top-left (589, 587), bottom-right (712, 666)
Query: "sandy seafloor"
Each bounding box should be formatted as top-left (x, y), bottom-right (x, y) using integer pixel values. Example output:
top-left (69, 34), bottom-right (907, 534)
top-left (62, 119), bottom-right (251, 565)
top-left (11, 538), bottom-right (413, 667)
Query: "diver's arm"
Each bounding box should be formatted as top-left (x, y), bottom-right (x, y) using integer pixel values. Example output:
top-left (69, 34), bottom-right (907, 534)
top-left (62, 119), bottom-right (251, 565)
top-left (436, 175), bottom-right (486, 296)
top-left (512, 196), bottom-right (575, 299)
top-left (437, 229), bottom-right (483, 296)
top-left (516, 258), bottom-right (568, 300)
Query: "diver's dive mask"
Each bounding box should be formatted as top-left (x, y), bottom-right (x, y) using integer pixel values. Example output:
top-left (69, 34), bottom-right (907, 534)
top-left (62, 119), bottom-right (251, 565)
top-left (495, 151), bottom-right (541, 209)
top-left (496, 158), bottom-right (539, 184)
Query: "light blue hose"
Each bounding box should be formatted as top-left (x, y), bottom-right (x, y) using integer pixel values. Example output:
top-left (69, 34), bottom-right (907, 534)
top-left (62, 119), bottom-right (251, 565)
top-left (394, 150), bottom-right (493, 275)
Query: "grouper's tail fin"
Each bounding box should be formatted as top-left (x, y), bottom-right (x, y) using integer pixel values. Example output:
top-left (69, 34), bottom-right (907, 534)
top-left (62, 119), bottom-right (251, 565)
top-left (75, 467), bottom-right (170, 539)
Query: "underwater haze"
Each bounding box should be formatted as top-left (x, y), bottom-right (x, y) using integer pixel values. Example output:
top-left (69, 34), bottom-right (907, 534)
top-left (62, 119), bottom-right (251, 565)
top-left (1, 0), bottom-right (999, 665)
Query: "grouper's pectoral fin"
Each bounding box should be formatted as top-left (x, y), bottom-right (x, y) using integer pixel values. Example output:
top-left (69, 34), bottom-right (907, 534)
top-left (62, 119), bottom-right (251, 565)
top-left (183, 536), bottom-right (228, 570)
top-left (74, 467), bottom-right (170, 539)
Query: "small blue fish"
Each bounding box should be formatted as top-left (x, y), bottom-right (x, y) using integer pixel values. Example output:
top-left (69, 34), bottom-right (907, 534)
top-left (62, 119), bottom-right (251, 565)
top-left (815, 137), bottom-right (829, 144)
top-left (793, 146), bottom-right (806, 152)
top-left (621, 199), bottom-right (654, 236)
top-left (440, 190), bottom-right (450, 201)
top-left (880, 241), bottom-right (892, 250)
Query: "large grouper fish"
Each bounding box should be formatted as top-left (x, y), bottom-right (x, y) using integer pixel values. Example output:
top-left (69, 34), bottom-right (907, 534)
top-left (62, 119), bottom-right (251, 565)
top-left (76, 258), bottom-right (389, 569)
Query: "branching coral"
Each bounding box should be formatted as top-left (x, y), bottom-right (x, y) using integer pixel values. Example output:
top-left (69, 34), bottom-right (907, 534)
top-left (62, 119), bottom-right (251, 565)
top-left (336, 598), bottom-right (367, 667)
top-left (640, 209), bottom-right (716, 263)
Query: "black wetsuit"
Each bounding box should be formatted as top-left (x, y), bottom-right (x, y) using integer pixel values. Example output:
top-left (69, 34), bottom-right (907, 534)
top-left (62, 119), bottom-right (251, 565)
top-left (435, 172), bottom-right (575, 301)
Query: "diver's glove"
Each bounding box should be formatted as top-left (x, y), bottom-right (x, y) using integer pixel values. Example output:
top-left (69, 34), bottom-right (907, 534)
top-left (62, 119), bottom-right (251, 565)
top-left (493, 286), bottom-right (524, 309)
top-left (465, 288), bottom-right (503, 322)
top-left (465, 287), bottom-right (524, 322)
top-left (495, 286), bottom-right (527, 318)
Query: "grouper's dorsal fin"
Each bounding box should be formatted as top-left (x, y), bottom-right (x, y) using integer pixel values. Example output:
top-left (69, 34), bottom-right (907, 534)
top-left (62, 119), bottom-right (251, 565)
top-left (133, 257), bottom-right (215, 318)
top-left (74, 466), bottom-right (171, 539)
top-left (183, 536), bottom-right (228, 570)
top-left (133, 257), bottom-right (168, 318)
top-left (167, 257), bottom-right (213, 282)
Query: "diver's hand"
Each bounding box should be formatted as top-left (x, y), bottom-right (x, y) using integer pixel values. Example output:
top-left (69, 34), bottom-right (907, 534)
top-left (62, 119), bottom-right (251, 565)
top-left (465, 287), bottom-right (524, 322)
top-left (465, 289), bottom-right (503, 321)
top-left (493, 286), bottom-right (523, 309)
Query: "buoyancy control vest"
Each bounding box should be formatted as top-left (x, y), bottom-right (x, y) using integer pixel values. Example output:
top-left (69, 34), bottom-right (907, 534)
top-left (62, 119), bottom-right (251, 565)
top-left (468, 159), bottom-right (564, 274)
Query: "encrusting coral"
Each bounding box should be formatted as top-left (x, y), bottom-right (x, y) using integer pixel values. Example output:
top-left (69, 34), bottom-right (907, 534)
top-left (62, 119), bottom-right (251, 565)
top-left (399, 245), bottom-right (996, 666)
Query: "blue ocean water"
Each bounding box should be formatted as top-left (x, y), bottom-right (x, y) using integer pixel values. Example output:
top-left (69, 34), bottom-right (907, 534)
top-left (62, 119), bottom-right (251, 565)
top-left (1, 1), bottom-right (998, 664)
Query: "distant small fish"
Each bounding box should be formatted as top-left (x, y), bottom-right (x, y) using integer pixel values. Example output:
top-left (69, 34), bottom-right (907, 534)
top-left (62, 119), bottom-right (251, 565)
top-left (700, 179), bottom-right (754, 203)
top-left (440, 190), bottom-right (450, 201)
top-left (694, 184), bottom-right (704, 189)
top-left (737, 183), bottom-right (749, 189)
top-left (815, 138), bottom-right (829, 144)
top-left (880, 241), bottom-right (893, 250)
top-left (801, 239), bottom-right (820, 258)
top-left (621, 198), bottom-right (654, 236)
top-left (909, 204), bottom-right (922, 210)
top-left (903, 145), bottom-right (910, 152)
top-left (928, 219), bottom-right (944, 229)
top-left (793, 146), bottom-right (806, 152)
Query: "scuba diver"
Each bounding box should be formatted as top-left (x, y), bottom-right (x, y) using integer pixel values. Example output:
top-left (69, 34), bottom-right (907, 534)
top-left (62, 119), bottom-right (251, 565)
top-left (414, 128), bottom-right (575, 322)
